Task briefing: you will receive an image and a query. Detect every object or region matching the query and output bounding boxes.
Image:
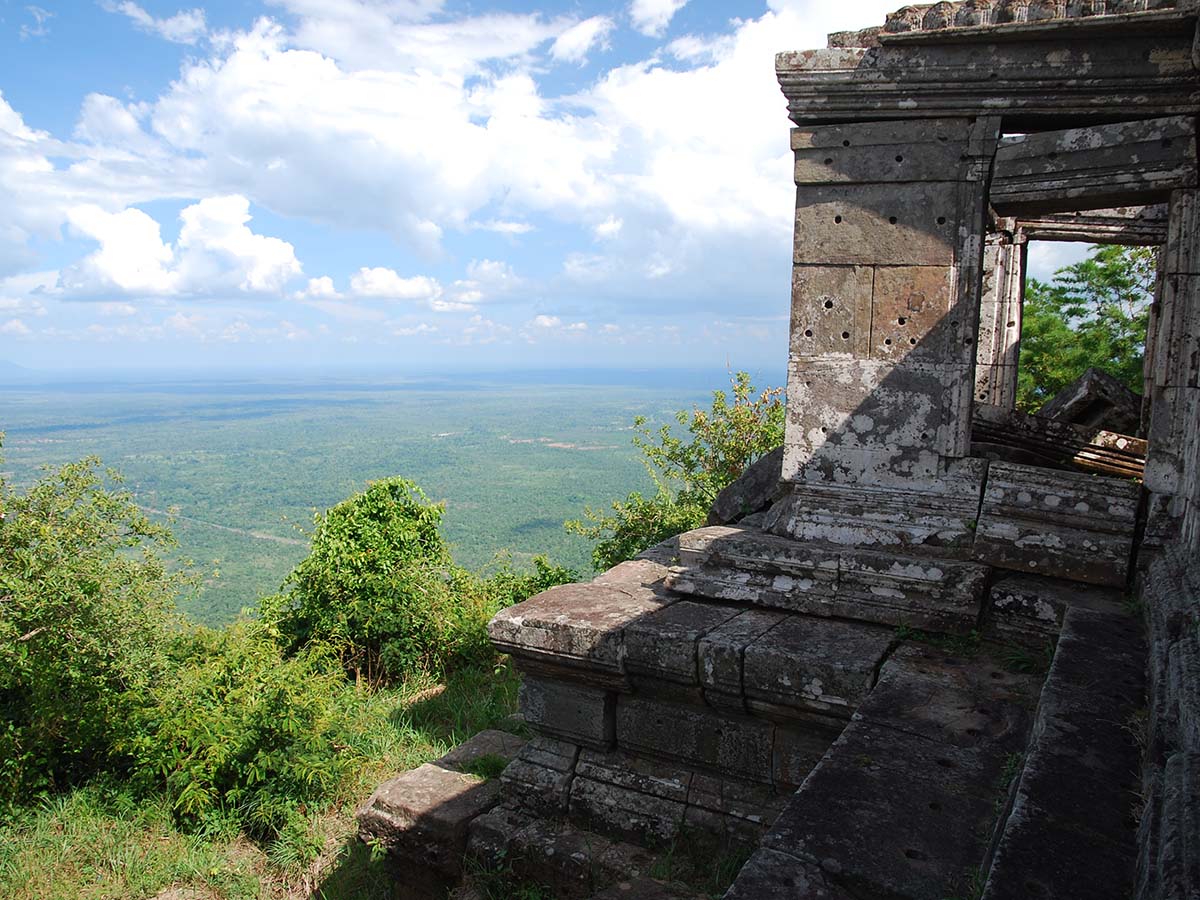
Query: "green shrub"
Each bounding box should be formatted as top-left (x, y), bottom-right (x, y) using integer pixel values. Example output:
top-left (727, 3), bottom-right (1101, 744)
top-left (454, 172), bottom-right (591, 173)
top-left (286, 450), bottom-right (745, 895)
top-left (261, 478), bottom-right (577, 685)
top-left (131, 624), bottom-right (353, 841)
top-left (567, 372), bottom-right (785, 571)
top-left (0, 455), bottom-right (184, 802)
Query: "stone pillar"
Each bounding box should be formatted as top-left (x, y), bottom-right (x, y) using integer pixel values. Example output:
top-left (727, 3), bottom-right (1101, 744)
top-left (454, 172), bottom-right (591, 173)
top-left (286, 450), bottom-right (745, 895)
top-left (1145, 190), bottom-right (1200, 550)
top-left (974, 227), bottom-right (1026, 410)
top-left (766, 116), bottom-right (1000, 554)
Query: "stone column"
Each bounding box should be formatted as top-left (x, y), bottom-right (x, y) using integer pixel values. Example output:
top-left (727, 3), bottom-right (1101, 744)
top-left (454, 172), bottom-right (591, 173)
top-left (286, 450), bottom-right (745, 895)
top-left (974, 227), bottom-right (1026, 410)
top-left (1145, 190), bottom-right (1200, 550)
top-left (766, 116), bottom-right (1000, 554)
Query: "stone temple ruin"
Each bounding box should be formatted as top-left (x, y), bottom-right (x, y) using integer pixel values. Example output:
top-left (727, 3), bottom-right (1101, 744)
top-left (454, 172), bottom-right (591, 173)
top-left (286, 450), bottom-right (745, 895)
top-left (358, 3), bottom-right (1200, 898)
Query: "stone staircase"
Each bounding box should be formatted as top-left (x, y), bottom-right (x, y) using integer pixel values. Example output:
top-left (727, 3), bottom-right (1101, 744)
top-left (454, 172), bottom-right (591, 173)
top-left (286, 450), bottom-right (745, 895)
top-left (357, 517), bottom-right (1146, 899)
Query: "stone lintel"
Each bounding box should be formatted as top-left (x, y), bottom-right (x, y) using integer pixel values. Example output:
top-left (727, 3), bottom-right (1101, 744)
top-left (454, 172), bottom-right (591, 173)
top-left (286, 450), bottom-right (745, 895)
top-left (1016, 205), bottom-right (1168, 246)
top-left (775, 16), bottom-right (1199, 128)
top-left (991, 116), bottom-right (1198, 216)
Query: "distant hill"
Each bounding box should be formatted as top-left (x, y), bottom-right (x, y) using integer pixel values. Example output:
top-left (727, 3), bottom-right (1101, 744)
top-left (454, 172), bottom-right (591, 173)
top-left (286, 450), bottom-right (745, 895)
top-left (0, 360), bottom-right (35, 383)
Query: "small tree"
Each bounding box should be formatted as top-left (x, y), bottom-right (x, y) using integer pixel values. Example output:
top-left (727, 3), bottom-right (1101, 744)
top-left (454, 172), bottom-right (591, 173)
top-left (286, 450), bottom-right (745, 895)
top-left (0, 449), bottom-right (184, 801)
top-left (567, 372), bottom-right (785, 571)
top-left (1017, 244), bottom-right (1154, 411)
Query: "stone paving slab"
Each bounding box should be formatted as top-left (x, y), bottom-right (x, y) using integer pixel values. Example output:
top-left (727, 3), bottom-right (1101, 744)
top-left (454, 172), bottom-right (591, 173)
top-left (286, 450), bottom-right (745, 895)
top-left (728, 641), bottom-right (1039, 900)
top-left (981, 607), bottom-right (1146, 900)
top-left (723, 848), bottom-right (857, 900)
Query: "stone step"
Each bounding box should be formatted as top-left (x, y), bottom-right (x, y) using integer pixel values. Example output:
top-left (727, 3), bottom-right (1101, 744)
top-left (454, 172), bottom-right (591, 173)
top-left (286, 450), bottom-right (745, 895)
top-left (499, 737), bottom-right (793, 851)
top-left (725, 642), bottom-right (1040, 900)
top-left (356, 729), bottom-right (528, 898)
top-left (980, 606), bottom-right (1146, 900)
top-left (667, 524), bottom-right (989, 633)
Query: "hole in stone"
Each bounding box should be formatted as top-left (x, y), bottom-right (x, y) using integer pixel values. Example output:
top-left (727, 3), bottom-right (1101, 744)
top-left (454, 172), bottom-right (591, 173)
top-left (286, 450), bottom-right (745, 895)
top-left (989, 672), bottom-right (1003, 679)
top-left (920, 432), bottom-right (929, 440)
top-left (909, 338), bottom-right (917, 345)
top-left (895, 155), bottom-right (904, 163)
top-left (966, 728), bottom-right (980, 736)
top-left (824, 299), bottom-right (834, 309)
top-left (937, 135), bottom-right (948, 142)
top-left (834, 215), bottom-right (843, 224)
top-left (1048, 151), bottom-right (1058, 160)
top-left (820, 426), bottom-right (828, 434)
top-left (905, 849), bottom-right (928, 861)
top-left (964, 337), bottom-right (974, 345)
top-left (888, 216), bottom-right (898, 225)
top-left (841, 331), bottom-right (850, 340)
top-left (897, 316), bottom-right (906, 326)
top-left (842, 140), bottom-right (850, 147)
top-left (884, 338), bottom-right (893, 346)
top-left (928, 802), bottom-right (942, 811)
top-left (1163, 137), bottom-right (1174, 149)
top-left (988, 71), bottom-right (998, 79)
top-left (936, 216), bottom-right (946, 225)
top-left (824, 157), bottom-right (833, 165)
top-left (936, 758), bottom-right (954, 769)
top-left (804, 329), bottom-right (813, 338)
top-left (1007, 320), bottom-right (1017, 328)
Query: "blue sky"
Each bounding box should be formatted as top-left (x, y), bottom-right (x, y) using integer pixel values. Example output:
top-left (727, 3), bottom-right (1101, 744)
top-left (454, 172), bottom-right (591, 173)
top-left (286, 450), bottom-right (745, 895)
top-left (0, 0), bottom-right (1083, 373)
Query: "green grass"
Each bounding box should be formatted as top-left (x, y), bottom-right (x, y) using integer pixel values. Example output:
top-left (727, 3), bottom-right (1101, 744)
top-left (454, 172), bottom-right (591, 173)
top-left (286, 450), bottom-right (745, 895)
top-left (0, 662), bottom-right (523, 900)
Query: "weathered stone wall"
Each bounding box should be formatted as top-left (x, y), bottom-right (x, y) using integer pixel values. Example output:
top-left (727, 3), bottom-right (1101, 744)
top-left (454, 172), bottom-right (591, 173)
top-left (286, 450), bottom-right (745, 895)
top-left (1138, 545), bottom-right (1200, 900)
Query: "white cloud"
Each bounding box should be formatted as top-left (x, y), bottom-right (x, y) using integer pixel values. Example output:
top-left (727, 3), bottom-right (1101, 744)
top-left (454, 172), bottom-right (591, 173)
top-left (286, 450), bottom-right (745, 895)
top-left (628, 0), bottom-right (687, 37)
top-left (99, 302), bottom-right (138, 317)
top-left (104, 2), bottom-right (207, 45)
top-left (551, 16), bottom-right (613, 64)
top-left (530, 314), bottom-right (561, 328)
top-left (297, 275), bottom-right (340, 300)
top-left (0, 317), bottom-right (31, 335)
top-left (393, 322), bottom-right (437, 337)
top-left (59, 196), bottom-right (301, 298)
top-left (594, 216), bottom-right (622, 240)
top-left (350, 267), bottom-right (442, 302)
top-left (20, 6), bottom-right (53, 40)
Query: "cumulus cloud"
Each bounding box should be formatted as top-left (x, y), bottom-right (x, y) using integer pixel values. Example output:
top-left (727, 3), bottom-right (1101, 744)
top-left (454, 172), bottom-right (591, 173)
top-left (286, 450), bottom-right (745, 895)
top-left (349, 267), bottom-right (442, 302)
top-left (628, 0), bottom-right (687, 37)
top-left (1, 317), bottom-right (31, 335)
top-left (551, 16), bottom-right (613, 64)
top-left (59, 196), bottom-right (301, 298)
top-left (530, 314), bottom-right (561, 328)
top-left (104, 2), bottom-right (207, 44)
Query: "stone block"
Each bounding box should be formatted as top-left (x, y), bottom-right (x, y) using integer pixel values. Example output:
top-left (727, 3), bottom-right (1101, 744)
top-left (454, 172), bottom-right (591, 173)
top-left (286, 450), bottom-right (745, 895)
top-left (985, 573), bottom-right (1124, 647)
top-left (707, 445), bottom-right (786, 526)
top-left (587, 877), bottom-right (705, 900)
top-left (489, 581), bottom-right (674, 677)
top-left (791, 119), bottom-right (970, 184)
top-left (569, 775), bottom-right (686, 848)
top-left (698, 607), bottom-right (789, 710)
top-left (973, 461), bottom-right (1140, 586)
top-left (789, 265), bottom-right (873, 359)
top-left (519, 676), bottom-right (615, 749)
top-left (500, 737), bottom-right (579, 816)
top-left (357, 763), bottom-right (502, 878)
top-left (1039, 366), bottom-right (1142, 434)
top-left (870, 265), bottom-right (967, 364)
top-left (793, 183), bottom-right (960, 266)
top-left (616, 696), bottom-right (775, 783)
top-left (742, 615), bottom-right (894, 720)
top-left (623, 600), bottom-right (743, 685)
top-left (784, 357), bottom-right (972, 472)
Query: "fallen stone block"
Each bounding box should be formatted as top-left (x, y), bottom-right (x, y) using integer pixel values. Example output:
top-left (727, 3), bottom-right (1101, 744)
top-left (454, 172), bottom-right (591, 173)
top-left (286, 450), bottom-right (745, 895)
top-left (1038, 366), bottom-right (1142, 435)
top-left (707, 445), bottom-right (786, 526)
top-left (519, 676), bottom-right (615, 749)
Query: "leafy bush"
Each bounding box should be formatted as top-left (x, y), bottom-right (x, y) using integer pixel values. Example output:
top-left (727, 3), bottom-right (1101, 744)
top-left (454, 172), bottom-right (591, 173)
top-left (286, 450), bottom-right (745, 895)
top-left (0, 455), bottom-right (184, 802)
top-left (131, 624), bottom-right (353, 841)
top-left (261, 478), bottom-right (576, 685)
top-left (567, 372), bottom-right (785, 571)
top-left (1017, 245), bottom-right (1154, 411)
